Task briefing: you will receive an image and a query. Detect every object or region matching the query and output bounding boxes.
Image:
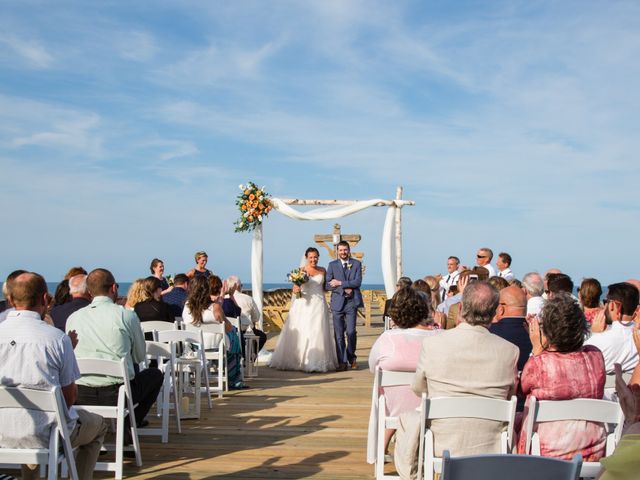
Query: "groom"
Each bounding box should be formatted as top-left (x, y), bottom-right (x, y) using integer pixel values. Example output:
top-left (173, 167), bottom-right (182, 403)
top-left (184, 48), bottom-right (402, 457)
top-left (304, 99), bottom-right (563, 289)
top-left (326, 241), bottom-right (363, 371)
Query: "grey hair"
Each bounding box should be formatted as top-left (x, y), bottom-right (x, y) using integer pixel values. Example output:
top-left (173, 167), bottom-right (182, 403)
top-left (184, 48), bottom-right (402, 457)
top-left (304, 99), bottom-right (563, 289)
top-left (479, 248), bottom-right (494, 260)
top-left (522, 272), bottom-right (544, 297)
top-left (226, 275), bottom-right (241, 290)
top-left (460, 281), bottom-right (499, 326)
top-left (68, 274), bottom-right (87, 295)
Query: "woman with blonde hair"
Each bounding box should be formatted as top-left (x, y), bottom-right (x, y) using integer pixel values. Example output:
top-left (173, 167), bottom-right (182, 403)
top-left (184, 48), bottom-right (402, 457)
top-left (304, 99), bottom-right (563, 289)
top-left (186, 251), bottom-right (213, 279)
top-left (125, 279), bottom-right (148, 310)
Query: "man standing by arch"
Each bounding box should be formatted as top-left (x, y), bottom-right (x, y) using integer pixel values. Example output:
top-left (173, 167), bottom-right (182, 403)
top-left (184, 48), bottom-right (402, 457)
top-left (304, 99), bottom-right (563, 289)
top-left (326, 241), bottom-right (363, 371)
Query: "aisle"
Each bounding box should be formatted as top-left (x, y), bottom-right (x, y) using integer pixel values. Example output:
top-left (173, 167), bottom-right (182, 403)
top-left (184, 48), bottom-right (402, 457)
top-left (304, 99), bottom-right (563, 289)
top-left (115, 323), bottom-right (381, 479)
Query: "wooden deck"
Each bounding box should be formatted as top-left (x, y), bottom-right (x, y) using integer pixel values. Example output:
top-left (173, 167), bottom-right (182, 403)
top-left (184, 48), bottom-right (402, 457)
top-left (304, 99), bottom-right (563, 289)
top-left (109, 320), bottom-right (383, 479)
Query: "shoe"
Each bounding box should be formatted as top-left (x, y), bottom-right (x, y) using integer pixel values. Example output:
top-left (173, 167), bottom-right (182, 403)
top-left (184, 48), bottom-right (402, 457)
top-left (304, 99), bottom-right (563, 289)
top-left (350, 360), bottom-right (358, 370)
top-left (336, 363), bottom-right (348, 372)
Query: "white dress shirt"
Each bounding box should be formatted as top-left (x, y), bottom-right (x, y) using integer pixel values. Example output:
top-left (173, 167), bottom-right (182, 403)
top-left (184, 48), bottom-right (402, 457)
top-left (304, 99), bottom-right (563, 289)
top-left (498, 268), bottom-right (515, 281)
top-left (527, 296), bottom-right (545, 316)
top-left (439, 271), bottom-right (460, 296)
top-left (481, 263), bottom-right (498, 277)
top-left (232, 290), bottom-right (261, 329)
top-left (584, 321), bottom-right (639, 374)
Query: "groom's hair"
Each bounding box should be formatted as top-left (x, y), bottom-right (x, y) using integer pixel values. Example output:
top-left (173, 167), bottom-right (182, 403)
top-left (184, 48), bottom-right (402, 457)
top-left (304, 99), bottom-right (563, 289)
top-left (337, 241), bottom-right (350, 250)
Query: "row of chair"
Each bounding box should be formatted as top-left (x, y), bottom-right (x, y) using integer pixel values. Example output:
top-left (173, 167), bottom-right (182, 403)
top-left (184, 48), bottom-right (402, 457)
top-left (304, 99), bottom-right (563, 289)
top-left (372, 368), bottom-right (625, 480)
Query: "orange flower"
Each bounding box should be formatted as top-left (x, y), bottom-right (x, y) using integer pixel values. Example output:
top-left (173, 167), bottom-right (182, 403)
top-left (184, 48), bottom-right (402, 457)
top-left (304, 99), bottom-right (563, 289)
top-left (249, 194), bottom-right (255, 200)
top-left (248, 215), bottom-right (254, 222)
top-left (258, 203), bottom-right (264, 210)
top-left (244, 189), bottom-right (250, 195)
top-left (241, 204), bottom-right (247, 211)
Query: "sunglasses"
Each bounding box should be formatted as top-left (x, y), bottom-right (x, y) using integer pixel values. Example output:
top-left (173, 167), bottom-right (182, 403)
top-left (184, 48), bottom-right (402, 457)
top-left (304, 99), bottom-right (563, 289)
top-left (476, 255), bottom-right (487, 259)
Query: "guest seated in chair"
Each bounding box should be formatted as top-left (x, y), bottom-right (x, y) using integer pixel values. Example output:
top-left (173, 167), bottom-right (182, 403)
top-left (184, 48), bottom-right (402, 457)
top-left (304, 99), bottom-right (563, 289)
top-left (223, 275), bottom-right (267, 355)
top-left (67, 268), bottom-right (164, 429)
top-left (134, 276), bottom-right (175, 324)
top-left (182, 276), bottom-right (246, 389)
top-left (367, 286), bottom-right (441, 465)
top-left (517, 293), bottom-right (607, 460)
top-left (394, 281), bottom-right (519, 480)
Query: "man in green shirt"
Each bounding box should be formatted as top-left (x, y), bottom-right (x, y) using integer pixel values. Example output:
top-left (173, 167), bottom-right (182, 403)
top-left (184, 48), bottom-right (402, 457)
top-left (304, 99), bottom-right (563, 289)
top-left (67, 268), bottom-right (163, 428)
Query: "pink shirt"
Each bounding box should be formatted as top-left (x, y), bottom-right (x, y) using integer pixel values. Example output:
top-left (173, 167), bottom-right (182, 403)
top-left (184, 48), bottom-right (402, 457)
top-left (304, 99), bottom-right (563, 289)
top-left (517, 346), bottom-right (607, 461)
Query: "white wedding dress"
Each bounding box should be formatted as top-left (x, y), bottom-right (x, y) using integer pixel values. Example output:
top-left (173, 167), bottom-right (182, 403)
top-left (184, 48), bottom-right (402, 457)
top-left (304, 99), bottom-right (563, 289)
top-left (269, 273), bottom-right (339, 372)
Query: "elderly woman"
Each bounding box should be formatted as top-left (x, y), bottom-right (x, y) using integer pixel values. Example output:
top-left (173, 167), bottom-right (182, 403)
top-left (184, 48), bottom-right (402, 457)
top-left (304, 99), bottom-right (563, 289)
top-left (517, 293), bottom-right (607, 460)
top-left (183, 275), bottom-right (245, 389)
top-left (579, 278), bottom-right (603, 325)
top-left (367, 286), bottom-right (441, 464)
top-left (186, 251), bottom-right (213, 279)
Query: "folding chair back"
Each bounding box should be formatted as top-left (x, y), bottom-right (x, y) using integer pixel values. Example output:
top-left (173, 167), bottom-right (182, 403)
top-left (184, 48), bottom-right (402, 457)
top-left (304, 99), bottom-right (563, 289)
top-left (0, 386), bottom-right (78, 480)
top-left (137, 341), bottom-right (181, 442)
top-left (420, 395), bottom-right (518, 480)
top-left (140, 321), bottom-right (176, 338)
top-left (523, 396), bottom-right (624, 478)
top-left (156, 329), bottom-right (214, 408)
top-left (74, 357), bottom-right (142, 479)
top-left (440, 450), bottom-right (582, 480)
top-left (370, 368), bottom-right (417, 479)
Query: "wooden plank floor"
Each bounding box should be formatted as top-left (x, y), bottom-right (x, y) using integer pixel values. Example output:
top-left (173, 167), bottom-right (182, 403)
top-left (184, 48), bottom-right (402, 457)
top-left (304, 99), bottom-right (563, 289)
top-left (107, 319), bottom-right (383, 479)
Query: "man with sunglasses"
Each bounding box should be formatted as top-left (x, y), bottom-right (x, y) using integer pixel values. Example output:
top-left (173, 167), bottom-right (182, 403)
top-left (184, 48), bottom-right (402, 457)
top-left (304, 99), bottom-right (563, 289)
top-left (585, 282), bottom-right (639, 375)
top-left (475, 247), bottom-right (497, 277)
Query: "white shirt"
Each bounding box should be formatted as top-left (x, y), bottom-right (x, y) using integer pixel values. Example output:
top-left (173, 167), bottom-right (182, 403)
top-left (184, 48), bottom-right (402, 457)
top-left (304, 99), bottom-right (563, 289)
top-left (232, 290), bottom-right (261, 329)
top-left (584, 322), bottom-right (639, 374)
top-left (498, 268), bottom-right (515, 281)
top-left (527, 296), bottom-right (545, 316)
top-left (0, 306), bottom-right (15, 323)
top-left (0, 310), bottom-right (80, 448)
top-left (480, 263), bottom-right (498, 277)
top-left (439, 271), bottom-right (460, 297)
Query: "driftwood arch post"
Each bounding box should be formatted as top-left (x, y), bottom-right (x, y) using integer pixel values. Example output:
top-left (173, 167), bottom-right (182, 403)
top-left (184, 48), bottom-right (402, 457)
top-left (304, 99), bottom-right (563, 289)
top-left (251, 187), bottom-right (415, 325)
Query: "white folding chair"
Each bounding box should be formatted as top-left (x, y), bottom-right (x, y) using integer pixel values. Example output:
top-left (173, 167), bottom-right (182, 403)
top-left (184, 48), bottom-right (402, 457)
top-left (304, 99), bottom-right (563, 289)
top-left (156, 329), bottom-right (214, 408)
top-left (182, 322), bottom-right (227, 397)
top-left (74, 357), bottom-right (142, 479)
top-left (0, 386), bottom-right (78, 480)
top-left (370, 368), bottom-right (417, 480)
top-left (523, 396), bottom-right (624, 479)
top-left (420, 395), bottom-right (518, 480)
top-left (440, 450), bottom-right (582, 480)
top-left (140, 320), bottom-right (176, 337)
top-left (137, 341), bottom-right (181, 442)
top-left (174, 316), bottom-right (184, 330)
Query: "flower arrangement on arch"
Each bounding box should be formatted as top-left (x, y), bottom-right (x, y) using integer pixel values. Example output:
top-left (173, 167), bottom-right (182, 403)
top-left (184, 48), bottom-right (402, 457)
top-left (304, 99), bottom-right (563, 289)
top-left (234, 182), bottom-right (273, 233)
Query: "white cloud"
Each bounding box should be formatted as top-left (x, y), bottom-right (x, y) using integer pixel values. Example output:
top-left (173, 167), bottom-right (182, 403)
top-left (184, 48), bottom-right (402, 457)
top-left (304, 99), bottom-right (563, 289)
top-left (0, 34), bottom-right (54, 68)
top-left (115, 31), bottom-right (157, 62)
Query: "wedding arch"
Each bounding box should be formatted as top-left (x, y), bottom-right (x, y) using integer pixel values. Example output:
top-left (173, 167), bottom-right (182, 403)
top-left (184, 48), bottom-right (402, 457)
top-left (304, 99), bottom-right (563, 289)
top-left (248, 186), bottom-right (415, 316)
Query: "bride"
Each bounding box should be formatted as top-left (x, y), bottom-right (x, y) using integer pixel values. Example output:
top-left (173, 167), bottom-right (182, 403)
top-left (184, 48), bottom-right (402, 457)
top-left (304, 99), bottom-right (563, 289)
top-left (269, 247), bottom-right (339, 372)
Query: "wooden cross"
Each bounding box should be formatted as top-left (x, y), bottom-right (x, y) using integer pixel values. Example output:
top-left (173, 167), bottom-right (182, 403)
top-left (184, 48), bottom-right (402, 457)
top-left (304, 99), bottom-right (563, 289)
top-left (314, 223), bottom-right (364, 263)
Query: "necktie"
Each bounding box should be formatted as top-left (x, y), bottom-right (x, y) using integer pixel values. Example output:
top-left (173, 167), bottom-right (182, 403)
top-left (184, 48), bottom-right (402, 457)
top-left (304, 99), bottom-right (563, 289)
top-left (342, 262), bottom-right (348, 274)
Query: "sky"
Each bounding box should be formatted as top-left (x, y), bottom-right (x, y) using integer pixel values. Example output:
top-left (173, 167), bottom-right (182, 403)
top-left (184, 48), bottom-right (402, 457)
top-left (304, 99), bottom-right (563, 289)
top-left (0, 0), bottom-right (638, 287)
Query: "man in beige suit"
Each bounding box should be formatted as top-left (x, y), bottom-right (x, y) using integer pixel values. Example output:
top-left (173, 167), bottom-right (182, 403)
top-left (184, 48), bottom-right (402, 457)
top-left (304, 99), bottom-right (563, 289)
top-left (394, 281), bottom-right (519, 479)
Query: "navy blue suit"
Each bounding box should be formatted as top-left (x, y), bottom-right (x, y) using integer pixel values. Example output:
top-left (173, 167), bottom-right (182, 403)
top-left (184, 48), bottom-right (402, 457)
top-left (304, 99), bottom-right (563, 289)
top-left (325, 257), bottom-right (363, 364)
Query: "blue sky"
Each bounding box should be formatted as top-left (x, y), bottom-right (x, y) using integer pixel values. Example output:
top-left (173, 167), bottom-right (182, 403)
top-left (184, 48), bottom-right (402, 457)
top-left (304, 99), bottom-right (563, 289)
top-left (0, 0), bottom-right (638, 286)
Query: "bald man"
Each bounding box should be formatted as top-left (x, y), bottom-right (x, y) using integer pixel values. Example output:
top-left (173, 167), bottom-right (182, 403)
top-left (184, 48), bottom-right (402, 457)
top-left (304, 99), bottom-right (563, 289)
top-left (489, 285), bottom-right (532, 371)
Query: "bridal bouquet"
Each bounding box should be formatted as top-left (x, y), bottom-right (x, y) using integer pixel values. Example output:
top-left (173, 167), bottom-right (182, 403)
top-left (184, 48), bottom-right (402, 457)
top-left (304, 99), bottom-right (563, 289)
top-left (287, 268), bottom-right (309, 299)
top-left (234, 181), bottom-right (273, 233)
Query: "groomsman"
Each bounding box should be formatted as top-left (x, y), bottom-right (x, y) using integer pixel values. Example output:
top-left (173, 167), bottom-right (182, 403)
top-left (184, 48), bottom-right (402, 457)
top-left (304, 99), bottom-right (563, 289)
top-left (326, 241), bottom-right (363, 371)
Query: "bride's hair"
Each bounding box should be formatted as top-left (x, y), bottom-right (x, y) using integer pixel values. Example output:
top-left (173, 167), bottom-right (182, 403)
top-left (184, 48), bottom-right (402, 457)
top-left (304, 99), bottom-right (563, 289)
top-left (186, 276), bottom-right (212, 326)
top-left (305, 247), bottom-right (319, 258)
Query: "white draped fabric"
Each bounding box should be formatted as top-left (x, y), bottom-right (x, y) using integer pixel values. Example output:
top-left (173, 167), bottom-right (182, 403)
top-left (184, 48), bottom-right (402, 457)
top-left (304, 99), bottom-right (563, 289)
top-left (250, 198), bottom-right (399, 316)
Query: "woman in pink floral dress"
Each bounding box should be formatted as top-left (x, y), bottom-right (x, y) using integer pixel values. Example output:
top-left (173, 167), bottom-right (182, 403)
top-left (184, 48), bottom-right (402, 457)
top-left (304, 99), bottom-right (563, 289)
top-left (517, 293), bottom-right (607, 460)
